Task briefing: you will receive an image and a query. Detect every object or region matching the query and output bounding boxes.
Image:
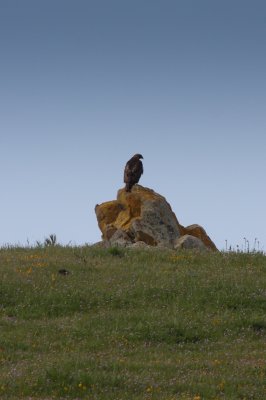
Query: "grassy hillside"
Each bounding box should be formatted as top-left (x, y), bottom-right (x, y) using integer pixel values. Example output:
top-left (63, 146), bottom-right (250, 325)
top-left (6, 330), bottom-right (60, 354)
top-left (0, 246), bottom-right (265, 400)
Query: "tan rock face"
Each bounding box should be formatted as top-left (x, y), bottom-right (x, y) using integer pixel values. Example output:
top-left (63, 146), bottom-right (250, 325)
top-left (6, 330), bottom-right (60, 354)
top-left (174, 235), bottom-right (207, 250)
top-left (181, 224), bottom-right (217, 251)
top-left (95, 185), bottom-right (217, 251)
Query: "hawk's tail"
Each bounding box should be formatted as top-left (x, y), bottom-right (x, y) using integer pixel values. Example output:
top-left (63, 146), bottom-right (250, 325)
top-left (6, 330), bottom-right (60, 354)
top-left (125, 183), bottom-right (132, 192)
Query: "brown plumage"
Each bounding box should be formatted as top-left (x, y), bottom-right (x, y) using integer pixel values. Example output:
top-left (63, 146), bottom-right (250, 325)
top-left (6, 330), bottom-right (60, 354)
top-left (124, 154), bottom-right (144, 192)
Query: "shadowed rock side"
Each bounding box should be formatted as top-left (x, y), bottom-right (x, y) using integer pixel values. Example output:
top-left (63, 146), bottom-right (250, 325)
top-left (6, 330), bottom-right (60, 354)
top-left (95, 185), bottom-right (217, 251)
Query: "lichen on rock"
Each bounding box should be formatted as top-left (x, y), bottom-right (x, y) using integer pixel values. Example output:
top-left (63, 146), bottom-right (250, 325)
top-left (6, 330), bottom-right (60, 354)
top-left (174, 234), bottom-right (207, 251)
top-left (95, 185), bottom-right (217, 251)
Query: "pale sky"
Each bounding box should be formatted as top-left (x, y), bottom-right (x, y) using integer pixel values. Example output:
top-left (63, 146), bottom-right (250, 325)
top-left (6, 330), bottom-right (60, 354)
top-left (1, 0), bottom-right (265, 251)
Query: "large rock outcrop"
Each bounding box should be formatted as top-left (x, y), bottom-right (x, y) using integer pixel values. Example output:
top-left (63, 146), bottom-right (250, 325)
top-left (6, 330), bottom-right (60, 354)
top-left (95, 185), bottom-right (217, 251)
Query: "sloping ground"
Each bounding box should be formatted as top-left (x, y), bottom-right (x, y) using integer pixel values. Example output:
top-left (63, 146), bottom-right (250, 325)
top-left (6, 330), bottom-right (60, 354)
top-left (0, 246), bottom-right (265, 399)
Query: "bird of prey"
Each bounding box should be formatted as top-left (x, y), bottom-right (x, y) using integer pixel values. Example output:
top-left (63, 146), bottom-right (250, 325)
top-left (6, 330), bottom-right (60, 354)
top-left (124, 154), bottom-right (144, 192)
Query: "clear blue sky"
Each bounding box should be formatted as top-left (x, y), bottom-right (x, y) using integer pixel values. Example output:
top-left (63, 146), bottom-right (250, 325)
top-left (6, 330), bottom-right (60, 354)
top-left (1, 0), bottom-right (265, 251)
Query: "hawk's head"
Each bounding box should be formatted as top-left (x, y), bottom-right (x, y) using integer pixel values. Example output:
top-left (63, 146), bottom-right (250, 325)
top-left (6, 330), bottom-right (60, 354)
top-left (134, 154), bottom-right (143, 160)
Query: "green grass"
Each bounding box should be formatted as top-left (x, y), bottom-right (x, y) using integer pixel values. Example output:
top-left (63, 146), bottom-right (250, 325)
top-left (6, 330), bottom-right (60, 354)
top-left (0, 246), bottom-right (265, 399)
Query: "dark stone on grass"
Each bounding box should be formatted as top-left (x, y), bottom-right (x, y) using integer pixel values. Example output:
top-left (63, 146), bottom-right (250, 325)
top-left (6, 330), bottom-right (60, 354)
top-left (58, 269), bottom-right (70, 275)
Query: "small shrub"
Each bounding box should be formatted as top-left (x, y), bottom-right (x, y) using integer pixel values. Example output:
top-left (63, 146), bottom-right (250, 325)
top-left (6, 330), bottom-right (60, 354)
top-left (108, 246), bottom-right (123, 257)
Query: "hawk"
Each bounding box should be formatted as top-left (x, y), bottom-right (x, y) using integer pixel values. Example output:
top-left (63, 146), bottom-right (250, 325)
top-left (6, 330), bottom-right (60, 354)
top-left (124, 154), bottom-right (144, 192)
